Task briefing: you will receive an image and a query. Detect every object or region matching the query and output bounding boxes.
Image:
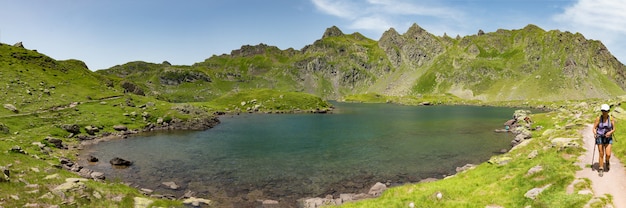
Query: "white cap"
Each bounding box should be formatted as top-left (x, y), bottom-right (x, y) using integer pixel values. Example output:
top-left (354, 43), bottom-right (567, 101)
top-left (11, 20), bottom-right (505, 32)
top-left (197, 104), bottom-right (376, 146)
top-left (601, 104), bottom-right (610, 111)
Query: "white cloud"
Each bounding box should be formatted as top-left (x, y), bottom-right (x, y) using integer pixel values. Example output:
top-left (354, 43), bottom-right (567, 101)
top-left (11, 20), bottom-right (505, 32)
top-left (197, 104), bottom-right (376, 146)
top-left (349, 16), bottom-right (396, 31)
top-left (311, 0), bottom-right (358, 19)
top-left (554, 0), bottom-right (626, 33)
top-left (311, 0), bottom-right (462, 34)
top-left (553, 0), bottom-right (626, 63)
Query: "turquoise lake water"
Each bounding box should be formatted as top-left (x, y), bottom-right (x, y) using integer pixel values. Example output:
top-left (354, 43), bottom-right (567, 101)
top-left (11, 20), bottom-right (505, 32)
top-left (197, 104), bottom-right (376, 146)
top-left (80, 103), bottom-right (517, 206)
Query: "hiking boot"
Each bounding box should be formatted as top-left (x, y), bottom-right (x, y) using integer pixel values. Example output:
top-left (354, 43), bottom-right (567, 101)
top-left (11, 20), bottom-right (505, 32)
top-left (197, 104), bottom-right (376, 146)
top-left (599, 169), bottom-right (604, 177)
top-left (606, 161), bottom-right (610, 170)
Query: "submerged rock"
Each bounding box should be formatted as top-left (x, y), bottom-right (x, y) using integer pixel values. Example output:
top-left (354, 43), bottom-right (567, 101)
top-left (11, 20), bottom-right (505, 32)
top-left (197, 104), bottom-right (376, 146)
top-left (110, 157), bottom-right (133, 166)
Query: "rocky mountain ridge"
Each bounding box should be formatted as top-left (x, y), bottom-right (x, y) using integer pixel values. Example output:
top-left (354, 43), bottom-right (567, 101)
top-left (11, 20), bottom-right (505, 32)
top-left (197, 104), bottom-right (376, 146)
top-left (97, 23), bottom-right (626, 102)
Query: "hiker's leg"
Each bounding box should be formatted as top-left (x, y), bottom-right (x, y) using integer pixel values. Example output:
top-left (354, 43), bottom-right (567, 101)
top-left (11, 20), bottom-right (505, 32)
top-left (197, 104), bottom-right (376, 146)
top-left (598, 144), bottom-right (605, 169)
top-left (605, 144), bottom-right (612, 163)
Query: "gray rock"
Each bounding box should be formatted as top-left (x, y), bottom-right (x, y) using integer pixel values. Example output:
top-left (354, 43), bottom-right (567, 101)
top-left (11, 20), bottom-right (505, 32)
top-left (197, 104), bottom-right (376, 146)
top-left (1, 166), bottom-right (9, 182)
top-left (84, 125), bottom-right (99, 135)
top-left (182, 197), bottom-right (211, 206)
top-left (90, 172), bottom-right (105, 180)
top-left (456, 164), bottom-right (477, 173)
top-left (162, 181), bottom-right (179, 190)
top-left (113, 125), bottom-right (128, 131)
top-left (77, 168), bottom-right (93, 178)
top-left (61, 124), bottom-right (81, 134)
top-left (10, 145), bottom-right (26, 154)
top-left (45, 137), bottom-right (64, 148)
top-left (140, 188), bottom-right (154, 195)
top-left (368, 182), bottom-right (387, 196)
top-left (550, 137), bottom-right (579, 149)
top-left (13, 41), bottom-right (24, 48)
top-left (3, 104), bottom-right (18, 113)
top-left (524, 184), bottom-right (551, 200)
top-left (87, 155), bottom-right (98, 162)
top-left (110, 157), bottom-right (133, 166)
top-left (526, 165), bottom-right (543, 176)
top-left (527, 150), bottom-right (539, 159)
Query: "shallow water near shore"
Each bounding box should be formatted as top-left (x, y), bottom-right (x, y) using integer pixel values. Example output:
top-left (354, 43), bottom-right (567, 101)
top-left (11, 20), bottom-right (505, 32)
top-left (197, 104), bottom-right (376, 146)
top-left (80, 103), bottom-right (517, 207)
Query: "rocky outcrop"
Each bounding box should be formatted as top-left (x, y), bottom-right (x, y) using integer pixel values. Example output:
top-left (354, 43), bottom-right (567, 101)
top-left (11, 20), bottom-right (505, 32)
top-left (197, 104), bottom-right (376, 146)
top-left (322, 26), bottom-right (344, 38)
top-left (120, 81), bottom-right (145, 96)
top-left (159, 70), bottom-right (211, 85)
top-left (378, 23), bottom-right (444, 68)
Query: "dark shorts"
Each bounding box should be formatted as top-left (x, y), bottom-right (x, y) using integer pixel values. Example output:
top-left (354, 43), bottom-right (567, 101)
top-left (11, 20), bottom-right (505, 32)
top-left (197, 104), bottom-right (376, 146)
top-left (596, 135), bottom-right (613, 145)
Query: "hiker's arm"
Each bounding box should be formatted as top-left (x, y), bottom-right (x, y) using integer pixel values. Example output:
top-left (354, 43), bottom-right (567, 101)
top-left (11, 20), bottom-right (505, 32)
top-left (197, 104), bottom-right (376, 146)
top-left (607, 118), bottom-right (616, 137)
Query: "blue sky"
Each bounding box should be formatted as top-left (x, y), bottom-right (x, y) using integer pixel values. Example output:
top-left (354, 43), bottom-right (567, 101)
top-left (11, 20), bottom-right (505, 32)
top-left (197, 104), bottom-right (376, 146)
top-left (1, 0), bottom-right (625, 70)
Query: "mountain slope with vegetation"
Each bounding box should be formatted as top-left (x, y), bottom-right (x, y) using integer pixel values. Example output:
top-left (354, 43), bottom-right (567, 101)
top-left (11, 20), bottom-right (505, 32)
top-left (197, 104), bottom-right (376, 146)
top-left (98, 24), bottom-right (626, 103)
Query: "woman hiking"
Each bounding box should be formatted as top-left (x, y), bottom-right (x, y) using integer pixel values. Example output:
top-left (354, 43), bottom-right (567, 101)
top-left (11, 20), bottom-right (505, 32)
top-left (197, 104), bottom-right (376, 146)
top-left (593, 104), bottom-right (615, 176)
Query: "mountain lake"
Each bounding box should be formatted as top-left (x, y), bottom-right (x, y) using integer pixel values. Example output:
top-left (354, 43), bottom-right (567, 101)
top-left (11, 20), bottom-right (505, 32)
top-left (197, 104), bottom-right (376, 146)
top-left (79, 102), bottom-right (521, 207)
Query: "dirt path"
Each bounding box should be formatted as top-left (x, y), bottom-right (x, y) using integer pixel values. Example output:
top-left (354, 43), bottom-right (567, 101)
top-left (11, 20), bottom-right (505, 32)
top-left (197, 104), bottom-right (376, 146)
top-left (576, 124), bottom-right (626, 206)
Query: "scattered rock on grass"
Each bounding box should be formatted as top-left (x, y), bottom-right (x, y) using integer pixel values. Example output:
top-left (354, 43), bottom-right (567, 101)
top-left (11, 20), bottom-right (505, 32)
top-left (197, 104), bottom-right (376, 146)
top-left (524, 184), bottom-right (551, 200)
top-left (3, 104), bottom-right (19, 113)
top-left (526, 165), bottom-right (543, 176)
top-left (1, 166), bottom-right (10, 182)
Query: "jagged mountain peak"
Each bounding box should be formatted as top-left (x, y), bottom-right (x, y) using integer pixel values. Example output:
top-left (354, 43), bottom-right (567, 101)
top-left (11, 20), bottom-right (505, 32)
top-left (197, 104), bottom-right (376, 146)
top-left (404, 23), bottom-right (429, 37)
top-left (322, 26), bottom-right (345, 39)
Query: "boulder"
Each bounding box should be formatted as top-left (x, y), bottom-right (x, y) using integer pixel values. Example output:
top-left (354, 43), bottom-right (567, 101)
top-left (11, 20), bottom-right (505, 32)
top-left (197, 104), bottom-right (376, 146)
top-left (0, 122), bottom-right (9, 134)
top-left (162, 181), bottom-right (179, 190)
top-left (10, 145), bottom-right (26, 154)
top-left (90, 172), bottom-right (105, 180)
top-left (113, 125), bottom-right (128, 131)
top-left (109, 157), bottom-right (133, 166)
top-left (526, 165), bottom-right (543, 176)
top-left (524, 184), bottom-right (551, 200)
top-left (550, 137), bottom-right (579, 149)
top-left (182, 197), bottom-right (211, 207)
top-left (456, 164), bottom-right (477, 173)
top-left (84, 125), bottom-right (99, 135)
top-left (527, 150), bottom-right (539, 159)
top-left (368, 182), bottom-right (387, 196)
top-left (45, 137), bottom-right (64, 148)
top-left (3, 104), bottom-right (18, 113)
top-left (488, 156), bottom-right (512, 165)
top-left (13, 42), bottom-right (24, 48)
top-left (62, 124), bottom-right (81, 134)
top-left (1, 166), bottom-right (9, 182)
top-left (87, 155), bottom-right (99, 162)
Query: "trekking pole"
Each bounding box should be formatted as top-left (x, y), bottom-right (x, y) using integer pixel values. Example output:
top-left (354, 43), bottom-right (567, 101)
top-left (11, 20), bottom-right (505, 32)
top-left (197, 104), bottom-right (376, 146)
top-left (591, 142), bottom-right (596, 170)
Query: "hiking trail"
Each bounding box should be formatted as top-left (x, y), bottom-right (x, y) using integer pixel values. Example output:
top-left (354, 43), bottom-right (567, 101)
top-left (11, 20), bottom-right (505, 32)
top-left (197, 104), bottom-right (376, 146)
top-left (576, 124), bottom-right (626, 207)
